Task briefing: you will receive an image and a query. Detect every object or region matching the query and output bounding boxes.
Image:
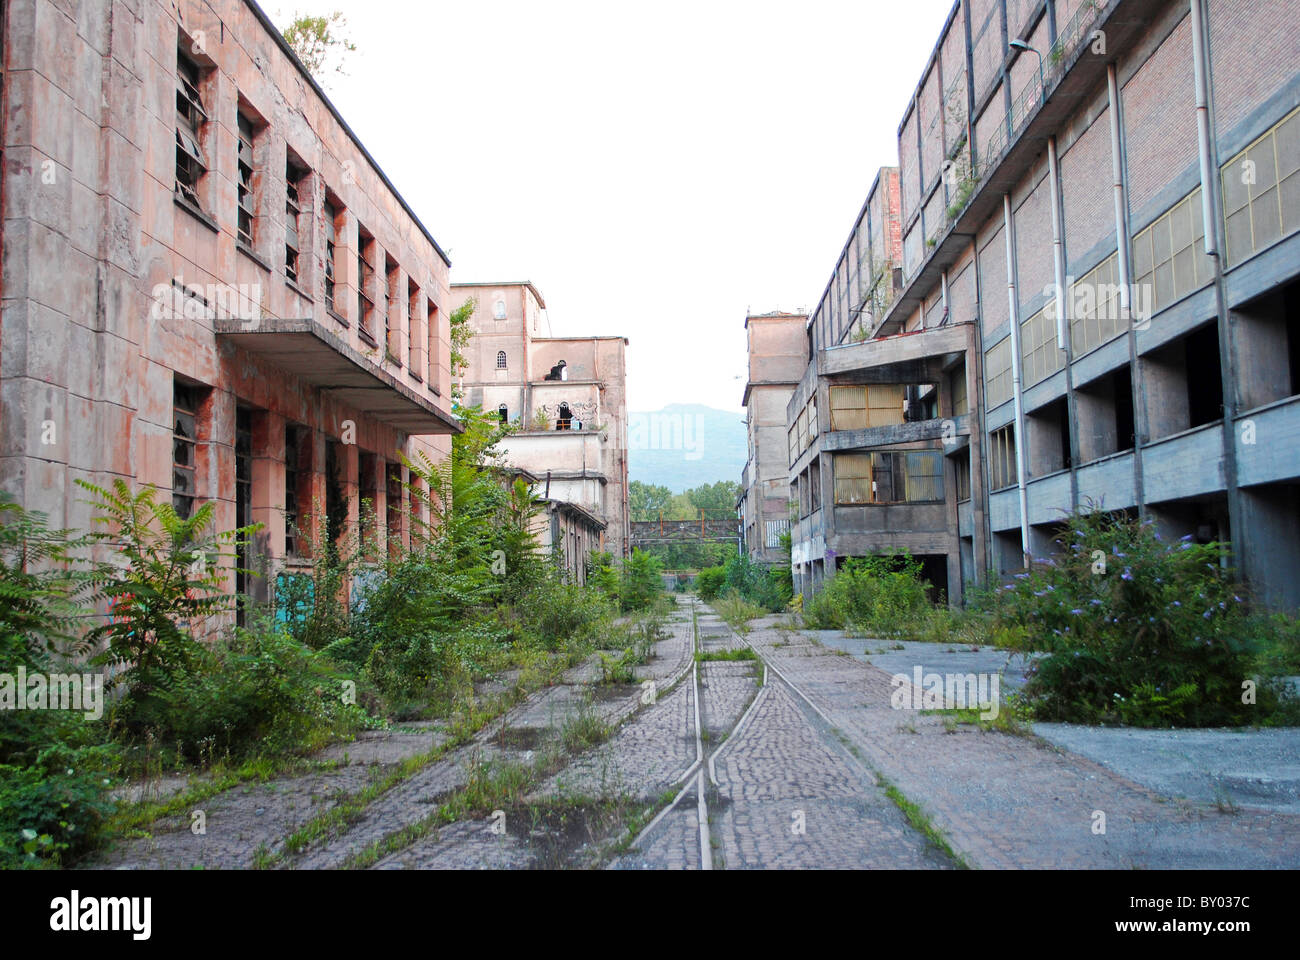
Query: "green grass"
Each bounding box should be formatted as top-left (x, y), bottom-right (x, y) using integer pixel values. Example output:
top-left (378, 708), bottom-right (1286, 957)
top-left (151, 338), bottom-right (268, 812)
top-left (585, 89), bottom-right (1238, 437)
top-left (877, 775), bottom-right (969, 868)
top-left (694, 647), bottom-right (759, 663)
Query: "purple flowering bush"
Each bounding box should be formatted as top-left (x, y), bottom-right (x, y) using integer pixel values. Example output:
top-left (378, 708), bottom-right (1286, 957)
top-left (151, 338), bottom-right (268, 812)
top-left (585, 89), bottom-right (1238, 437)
top-left (978, 508), bottom-right (1294, 726)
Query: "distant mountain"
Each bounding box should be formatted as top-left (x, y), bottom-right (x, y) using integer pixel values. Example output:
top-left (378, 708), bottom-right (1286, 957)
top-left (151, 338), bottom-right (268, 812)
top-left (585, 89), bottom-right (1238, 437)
top-left (628, 403), bottom-right (747, 493)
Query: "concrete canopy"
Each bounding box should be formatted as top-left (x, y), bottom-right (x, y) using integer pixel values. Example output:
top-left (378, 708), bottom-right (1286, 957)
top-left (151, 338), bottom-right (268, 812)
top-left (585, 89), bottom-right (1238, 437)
top-left (215, 318), bottom-right (464, 435)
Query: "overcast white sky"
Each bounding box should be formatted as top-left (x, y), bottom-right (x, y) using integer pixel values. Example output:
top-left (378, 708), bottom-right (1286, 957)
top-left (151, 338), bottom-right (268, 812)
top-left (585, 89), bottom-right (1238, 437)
top-left (270, 1), bottom-right (955, 414)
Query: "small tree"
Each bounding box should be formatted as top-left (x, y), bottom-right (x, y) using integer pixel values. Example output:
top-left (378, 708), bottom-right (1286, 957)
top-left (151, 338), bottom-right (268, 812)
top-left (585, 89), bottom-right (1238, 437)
top-left (280, 11), bottom-right (357, 80)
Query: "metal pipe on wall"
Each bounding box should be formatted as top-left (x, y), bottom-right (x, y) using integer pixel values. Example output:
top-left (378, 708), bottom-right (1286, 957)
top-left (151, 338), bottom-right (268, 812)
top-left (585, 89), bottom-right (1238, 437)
top-left (1048, 135), bottom-right (1068, 346)
top-left (1003, 193), bottom-right (1031, 565)
top-left (1107, 63), bottom-right (1133, 318)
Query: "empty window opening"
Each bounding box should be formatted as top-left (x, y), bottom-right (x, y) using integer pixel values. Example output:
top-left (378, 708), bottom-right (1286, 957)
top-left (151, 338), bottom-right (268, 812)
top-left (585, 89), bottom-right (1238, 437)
top-left (235, 406), bottom-right (254, 620)
top-left (1233, 277), bottom-right (1300, 410)
top-left (1026, 397), bottom-right (1072, 476)
top-left (1075, 366), bottom-right (1135, 462)
top-left (284, 424), bottom-right (307, 558)
top-left (544, 360), bottom-right (568, 381)
top-left (498, 404), bottom-right (509, 424)
top-left (556, 403), bottom-right (573, 430)
top-left (386, 462), bottom-right (403, 557)
top-left (1143, 322), bottom-right (1224, 440)
top-left (359, 452), bottom-right (378, 559)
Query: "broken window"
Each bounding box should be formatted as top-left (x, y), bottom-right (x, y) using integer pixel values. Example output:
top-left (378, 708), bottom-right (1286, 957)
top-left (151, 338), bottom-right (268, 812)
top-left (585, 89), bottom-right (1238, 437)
top-left (384, 256), bottom-right (401, 363)
top-left (284, 424), bottom-right (308, 558)
top-left (427, 301), bottom-right (439, 389)
top-left (285, 158), bottom-right (306, 283)
top-left (359, 452), bottom-right (377, 559)
top-left (235, 406), bottom-right (254, 620)
top-left (172, 380), bottom-right (205, 520)
top-left (357, 230), bottom-right (376, 339)
top-left (323, 199), bottom-right (339, 314)
top-left (236, 112), bottom-right (256, 247)
top-left (1027, 397), bottom-right (1072, 475)
top-left (989, 425), bottom-right (1018, 491)
top-left (954, 448), bottom-right (971, 502)
top-left (835, 451), bottom-right (943, 505)
top-left (496, 350), bottom-right (507, 369)
top-left (408, 280), bottom-right (422, 378)
top-left (175, 48), bottom-right (208, 207)
top-left (498, 404), bottom-right (509, 424)
top-left (829, 384), bottom-right (905, 431)
top-left (386, 462), bottom-right (403, 557)
top-left (556, 403), bottom-right (573, 431)
top-left (950, 364), bottom-right (968, 417)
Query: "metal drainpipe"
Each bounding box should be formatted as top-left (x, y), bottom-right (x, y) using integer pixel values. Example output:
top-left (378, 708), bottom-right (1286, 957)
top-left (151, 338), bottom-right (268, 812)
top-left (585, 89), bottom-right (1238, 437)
top-left (1190, 0), bottom-right (1242, 569)
top-left (1048, 136), bottom-right (1068, 346)
top-left (1107, 64), bottom-right (1133, 318)
top-left (1003, 193), bottom-right (1032, 565)
top-left (1190, 0), bottom-right (1218, 259)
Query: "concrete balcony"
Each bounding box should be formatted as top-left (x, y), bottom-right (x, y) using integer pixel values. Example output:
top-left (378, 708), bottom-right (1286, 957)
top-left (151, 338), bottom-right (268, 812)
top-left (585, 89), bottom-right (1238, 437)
top-left (1142, 423), bottom-right (1227, 504)
top-left (821, 322), bottom-right (972, 379)
top-left (821, 414), bottom-right (972, 453)
top-left (215, 317), bottom-right (460, 435)
top-left (1235, 396), bottom-right (1300, 488)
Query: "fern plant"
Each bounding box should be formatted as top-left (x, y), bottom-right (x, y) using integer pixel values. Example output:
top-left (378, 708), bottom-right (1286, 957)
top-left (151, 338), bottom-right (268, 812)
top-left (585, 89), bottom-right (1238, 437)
top-left (0, 495), bottom-right (99, 671)
top-left (75, 479), bottom-right (260, 694)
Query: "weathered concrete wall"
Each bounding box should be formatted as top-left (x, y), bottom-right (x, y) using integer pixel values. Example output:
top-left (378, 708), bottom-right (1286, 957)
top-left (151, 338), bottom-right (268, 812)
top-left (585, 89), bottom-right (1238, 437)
top-left (0, 0), bottom-right (456, 604)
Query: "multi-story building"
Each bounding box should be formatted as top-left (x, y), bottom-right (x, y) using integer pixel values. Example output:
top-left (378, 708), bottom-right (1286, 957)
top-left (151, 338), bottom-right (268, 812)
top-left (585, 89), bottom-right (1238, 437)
top-left (789, 0), bottom-right (1300, 612)
top-left (0, 0), bottom-right (461, 611)
top-left (451, 282), bottom-right (631, 560)
top-left (738, 311), bottom-right (808, 565)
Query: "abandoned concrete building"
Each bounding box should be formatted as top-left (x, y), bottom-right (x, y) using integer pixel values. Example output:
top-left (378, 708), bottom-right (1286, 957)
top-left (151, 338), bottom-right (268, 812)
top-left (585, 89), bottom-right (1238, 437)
top-left (738, 311), bottom-right (808, 566)
top-left (451, 282), bottom-right (631, 561)
top-left (786, 0), bottom-right (1300, 611)
top-left (0, 0), bottom-right (462, 611)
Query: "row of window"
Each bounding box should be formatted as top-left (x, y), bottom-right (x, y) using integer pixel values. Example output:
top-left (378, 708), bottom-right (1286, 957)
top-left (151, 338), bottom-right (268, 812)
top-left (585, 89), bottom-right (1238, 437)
top-left (174, 45), bottom-right (443, 390)
top-left (833, 451), bottom-right (944, 505)
top-left (787, 397), bottom-right (818, 467)
top-left (172, 377), bottom-right (420, 564)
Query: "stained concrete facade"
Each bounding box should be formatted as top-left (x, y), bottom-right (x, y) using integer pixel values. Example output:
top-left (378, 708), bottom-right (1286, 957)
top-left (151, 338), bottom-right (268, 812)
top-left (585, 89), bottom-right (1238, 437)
top-left (787, 0), bottom-right (1300, 611)
top-left (452, 281), bottom-right (630, 558)
top-left (0, 0), bottom-right (461, 608)
top-left (738, 311), bottom-right (807, 565)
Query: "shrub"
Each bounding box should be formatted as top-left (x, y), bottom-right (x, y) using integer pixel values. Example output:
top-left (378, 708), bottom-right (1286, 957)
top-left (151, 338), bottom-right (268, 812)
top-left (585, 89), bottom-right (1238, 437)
top-left (619, 549), bottom-right (664, 613)
top-left (0, 742), bottom-right (117, 869)
top-left (77, 479), bottom-right (259, 703)
top-left (802, 554), bottom-right (931, 637)
top-left (695, 566), bottom-right (726, 601)
top-left (980, 507), bottom-right (1293, 727)
top-left (109, 619), bottom-right (372, 760)
top-left (713, 590), bottom-right (766, 631)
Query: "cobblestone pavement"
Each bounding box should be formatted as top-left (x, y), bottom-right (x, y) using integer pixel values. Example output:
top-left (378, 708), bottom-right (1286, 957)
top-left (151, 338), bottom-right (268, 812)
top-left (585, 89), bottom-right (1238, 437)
top-left (748, 615), bottom-right (1300, 869)
top-left (710, 679), bottom-right (950, 869)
